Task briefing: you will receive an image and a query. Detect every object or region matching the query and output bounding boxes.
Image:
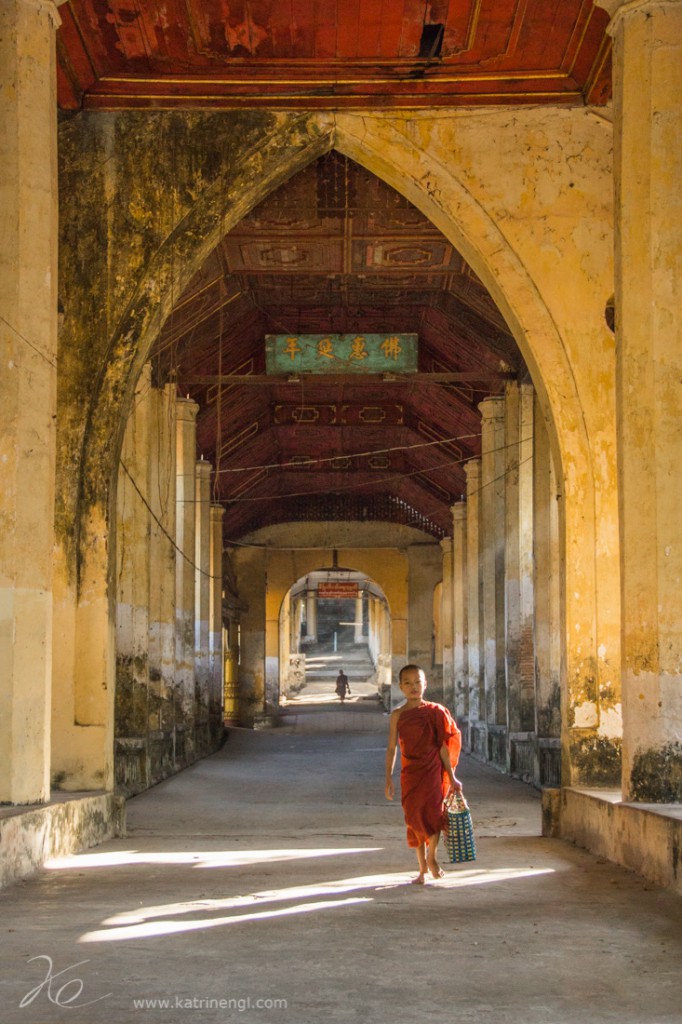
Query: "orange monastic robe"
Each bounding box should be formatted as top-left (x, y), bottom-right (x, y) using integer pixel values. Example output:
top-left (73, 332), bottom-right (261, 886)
top-left (397, 701), bottom-right (462, 847)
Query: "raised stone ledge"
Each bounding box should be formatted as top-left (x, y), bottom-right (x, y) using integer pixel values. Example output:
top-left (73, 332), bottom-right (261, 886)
top-left (543, 786), bottom-right (682, 894)
top-left (0, 793), bottom-right (126, 890)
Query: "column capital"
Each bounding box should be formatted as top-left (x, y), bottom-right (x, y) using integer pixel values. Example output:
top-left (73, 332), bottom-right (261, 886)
top-left (595, 0), bottom-right (681, 32)
top-left (478, 395), bottom-right (506, 421)
top-left (440, 537), bottom-right (453, 554)
top-left (176, 396), bottom-right (199, 423)
top-left (20, 0), bottom-right (64, 30)
top-left (452, 501), bottom-right (467, 523)
top-left (195, 458), bottom-right (212, 481)
top-left (210, 503), bottom-right (225, 523)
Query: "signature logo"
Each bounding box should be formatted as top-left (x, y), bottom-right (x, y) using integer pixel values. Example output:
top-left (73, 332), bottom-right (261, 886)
top-left (20, 955), bottom-right (112, 1009)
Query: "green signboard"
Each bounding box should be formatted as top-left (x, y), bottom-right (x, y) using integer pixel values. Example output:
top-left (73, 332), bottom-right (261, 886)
top-left (265, 333), bottom-right (418, 374)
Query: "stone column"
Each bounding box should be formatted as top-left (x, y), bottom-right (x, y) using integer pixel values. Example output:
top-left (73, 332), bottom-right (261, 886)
top-left (452, 503), bottom-right (468, 730)
top-left (115, 365), bottom-right (152, 763)
top-left (534, 399), bottom-right (562, 786)
top-left (209, 504), bottom-right (225, 738)
top-left (194, 458), bottom-right (212, 750)
top-left (479, 398), bottom-right (507, 747)
top-left (292, 595), bottom-right (304, 653)
top-left (504, 383), bottom-right (535, 775)
top-left (0, 0), bottom-right (61, 803)
top-left (406, 543), bottom-right (442, 669)
top-left (368, 596), bottom-right (376, 664)
top-left (598, 0), bottom-right (682, 800)
top-left (440, 538), bottom-right (454, 709)
top-left (175, 397), bottom-right (198, 764)
top-left (465, 459), bottom-right (483, 754)
top-left (231, 546), bottom-right (267, 723)
top-left (305, 588), bottom-right (317, 642)
top-left (148, 383), bottom-right (177, 743)
top-left (354, 595), bottom-right (364, 642)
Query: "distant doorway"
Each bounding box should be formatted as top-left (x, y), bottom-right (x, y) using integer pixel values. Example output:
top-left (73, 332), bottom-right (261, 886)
top-left (279, 568), bottom-right (391, 707)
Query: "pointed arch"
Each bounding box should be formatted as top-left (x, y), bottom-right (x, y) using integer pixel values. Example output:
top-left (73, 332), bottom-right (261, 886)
top-left (63, 108), bottom-right (618, 789)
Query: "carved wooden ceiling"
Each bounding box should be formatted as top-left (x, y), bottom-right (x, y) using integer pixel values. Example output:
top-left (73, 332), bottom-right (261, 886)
top-left (56, 0), bottom-right (611, 110)
top-left (152, 153), bottom-right (525, 540)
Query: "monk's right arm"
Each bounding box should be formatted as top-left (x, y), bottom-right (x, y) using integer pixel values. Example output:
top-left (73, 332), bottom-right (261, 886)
top-left (385, 712), bottom-right (399, 800)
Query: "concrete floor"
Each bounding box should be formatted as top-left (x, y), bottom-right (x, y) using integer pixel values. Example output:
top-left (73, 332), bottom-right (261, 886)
top-left (0, 699), bottom-right (680, 1024)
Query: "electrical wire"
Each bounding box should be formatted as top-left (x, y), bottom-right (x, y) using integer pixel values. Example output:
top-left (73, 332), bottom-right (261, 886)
top-left (221, 435), bottom-right (534, 505)
top-left (214, 431), bottom-right (481, 475)
top-left (0, 313), bottom-right (58, 369)
top-left (119, 458), bottom-right (221, 581)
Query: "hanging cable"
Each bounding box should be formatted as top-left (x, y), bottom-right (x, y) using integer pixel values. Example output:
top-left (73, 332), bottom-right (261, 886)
top-left (119, 459), bottom-right (221, 581)
top-left (221, 436), bottom-right (535, 505)
top-left (214, 431), bottom-right (481, 475)
top-left (0, 314), bottom-right (57, 369)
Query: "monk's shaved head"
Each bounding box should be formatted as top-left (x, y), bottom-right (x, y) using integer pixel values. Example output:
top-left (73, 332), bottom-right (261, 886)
top-left (399, 664), bottom-right (425, 682)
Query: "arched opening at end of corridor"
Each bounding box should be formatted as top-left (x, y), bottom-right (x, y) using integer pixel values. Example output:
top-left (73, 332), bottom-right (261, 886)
top-left (280, 567), bottom-right (391, 710)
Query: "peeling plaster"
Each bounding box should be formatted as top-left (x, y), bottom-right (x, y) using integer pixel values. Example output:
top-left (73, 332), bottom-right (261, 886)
top-left (574, 700), bottom-right (599, 729)
top-left (598, 703), bottom-right (623, 739)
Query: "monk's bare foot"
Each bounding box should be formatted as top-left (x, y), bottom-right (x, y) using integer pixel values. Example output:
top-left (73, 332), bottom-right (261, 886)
top-left (427, 858), bottom-right (445, 879)
top-left (411, 872), bottom-right (426, 885)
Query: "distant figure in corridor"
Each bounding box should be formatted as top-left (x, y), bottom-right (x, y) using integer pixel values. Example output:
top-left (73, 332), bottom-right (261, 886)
top-left (385, 664), bottom-right (462, 884)
top-left (335, 669), bottom-right (351, 702)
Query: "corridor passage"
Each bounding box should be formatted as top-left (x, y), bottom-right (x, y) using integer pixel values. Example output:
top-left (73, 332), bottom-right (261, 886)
top-left (0, 706), bottom-right (679, 1024)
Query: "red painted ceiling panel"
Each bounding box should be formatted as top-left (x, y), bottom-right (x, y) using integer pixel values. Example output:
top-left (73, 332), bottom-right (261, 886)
top-left (57, 0), bottom-right (611, 109)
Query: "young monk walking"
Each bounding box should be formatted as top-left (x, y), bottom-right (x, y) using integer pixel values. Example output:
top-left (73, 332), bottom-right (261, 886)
top-left (385, 664), bottom-right (462, 883)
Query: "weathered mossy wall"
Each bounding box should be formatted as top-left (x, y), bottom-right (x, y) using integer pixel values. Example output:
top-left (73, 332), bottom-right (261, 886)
top-left (57, 110), bottom-right (332, 572)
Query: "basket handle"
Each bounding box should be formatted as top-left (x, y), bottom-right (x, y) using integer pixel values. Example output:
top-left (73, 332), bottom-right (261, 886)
top-left (445, 789), bottom-right (468, 812)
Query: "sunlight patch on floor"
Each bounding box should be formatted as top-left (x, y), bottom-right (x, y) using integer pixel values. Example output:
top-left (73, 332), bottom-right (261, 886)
top-left (79, 898), bottom-right (372, 942)
top-left (46, 847), bottom-right (381, 870)
top-left (76, 865), bottom-right (555, 943)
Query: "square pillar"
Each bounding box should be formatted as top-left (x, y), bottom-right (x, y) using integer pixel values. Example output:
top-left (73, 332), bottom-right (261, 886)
top-left (175, 397), bottom-right (198, 763)
top-left (194, 459), bottom-right (212, 750)
top-left (440, 538), bottom-right (454, 709)
top-left (600, 0), bottom-right (682, 799)
top-left (0, 0), bottom-right (61, 802)
top-left (148, 383), bottom-right (177, 739)
top-left (534, 399), bottom-right (562, 786)
top-left (504, 382), bottom-right (536, 777)
top-left (465, 459), bottom-right (484, 755)
top-left (452, 502), bottom-right (468, 733)
top-left (209, 504), bottom-right (225, 736)
top-left (479, 397), bottom-right (507, 753)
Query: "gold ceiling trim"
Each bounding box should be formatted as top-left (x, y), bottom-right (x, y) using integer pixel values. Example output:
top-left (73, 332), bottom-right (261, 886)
top-left (96, 69), bottom-right (571, 87)
top-left (84, 93), bottom-right (583, 108)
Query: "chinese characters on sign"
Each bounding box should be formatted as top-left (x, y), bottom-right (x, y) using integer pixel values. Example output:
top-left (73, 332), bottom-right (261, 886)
top-left (317, 582), bottom-right (359, 599)
top-left (265, 334), bottom-right (418, 374)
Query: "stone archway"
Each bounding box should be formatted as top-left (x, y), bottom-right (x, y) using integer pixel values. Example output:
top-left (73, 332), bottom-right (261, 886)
top-left (230, 538), bottom-right (410, 724)
top-left (278, 569), bottom-right (392, 709)
top-left (53, 106), bottom-right (619, 790)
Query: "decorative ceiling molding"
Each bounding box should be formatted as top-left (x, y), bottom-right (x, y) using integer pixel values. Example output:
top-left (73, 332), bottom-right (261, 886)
top-left (56, 0), bottom-right (612, 110)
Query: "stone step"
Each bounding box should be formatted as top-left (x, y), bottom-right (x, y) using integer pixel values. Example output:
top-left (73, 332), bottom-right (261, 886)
top-left (305, 665), bottom-right (375, 683)
top-left (297, 642), bottom-right (375, 684)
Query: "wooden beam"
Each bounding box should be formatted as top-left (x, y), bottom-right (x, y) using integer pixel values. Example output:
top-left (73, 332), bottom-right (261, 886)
top-left (182, 371), bottom-right (516, 386)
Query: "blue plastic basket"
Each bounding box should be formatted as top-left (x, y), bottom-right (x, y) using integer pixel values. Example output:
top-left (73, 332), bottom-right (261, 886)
top-left (443, 791), bottom-right (477, 863)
